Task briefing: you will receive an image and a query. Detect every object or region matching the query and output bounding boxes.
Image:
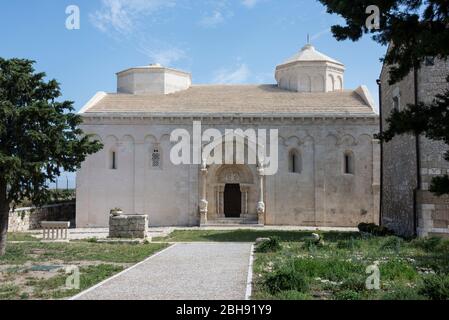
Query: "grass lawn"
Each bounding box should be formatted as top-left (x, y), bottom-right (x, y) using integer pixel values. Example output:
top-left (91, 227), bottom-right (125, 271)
top-left (252, 234), bottom-right (449, 300)
top-left (155, 229), bottom-right (449, 300)
top-left (0, 237), bottom-right (168, 300)
top-left (153, 229), bottom-right (359, 242)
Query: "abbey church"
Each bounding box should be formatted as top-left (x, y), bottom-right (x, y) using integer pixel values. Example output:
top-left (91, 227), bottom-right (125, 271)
top-left (76, 44), bottom-right (380, 228)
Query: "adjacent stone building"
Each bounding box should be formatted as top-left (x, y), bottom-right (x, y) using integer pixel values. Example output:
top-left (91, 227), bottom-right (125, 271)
top-left (380, 54), bottom-right (449, 237)
top-left (76, 44), bottom-right (380, 228)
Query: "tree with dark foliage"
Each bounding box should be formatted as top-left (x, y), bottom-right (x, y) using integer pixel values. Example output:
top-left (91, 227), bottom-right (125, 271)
top-left (319, 0), bottom-right (449, 195)
top-left (0, 58), bottom-right (103, 255)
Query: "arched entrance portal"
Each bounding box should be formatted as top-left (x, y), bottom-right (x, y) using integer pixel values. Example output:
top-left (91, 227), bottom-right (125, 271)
top-left (213, 165), bottom-right (254, 219)
top-left (224, 184), bottom-right (242, 217)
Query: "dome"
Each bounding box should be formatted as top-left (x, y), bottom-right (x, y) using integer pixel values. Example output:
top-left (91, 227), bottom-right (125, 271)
top-left (281, 44), bottom-right (343, 66)
top-left (275, 44), bottom-right (345, 93)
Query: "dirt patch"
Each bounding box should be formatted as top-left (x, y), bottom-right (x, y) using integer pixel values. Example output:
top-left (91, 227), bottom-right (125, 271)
top-left (0, 260), bottom-right (131, 300)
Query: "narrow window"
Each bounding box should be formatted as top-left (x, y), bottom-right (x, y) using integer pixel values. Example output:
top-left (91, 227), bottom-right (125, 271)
top-left (392, 96), bottom-right (400, 111)
top-left (344, 152), bottom-right (354, 174)
top-left (292, 153), bottom-right (296, 172)
top-left (392, 88), bottom-right (401, 111)
top-left (289, 150), bottom-right (302, 174)
top-left (111, 151), bottom-right (117, 170)
top-left (151, 146), bottom-right (161, 168)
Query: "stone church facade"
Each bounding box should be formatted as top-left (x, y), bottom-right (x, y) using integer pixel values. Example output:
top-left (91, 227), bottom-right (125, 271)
top-left (380, 55), bottom-right (449, 237)
top-left (76, 45), bottom-right (380, 228)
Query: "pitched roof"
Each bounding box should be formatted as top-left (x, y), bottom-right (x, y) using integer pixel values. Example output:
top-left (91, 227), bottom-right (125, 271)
top-left (81, 84), bottom-right (377, 117)
top-left (280, 44), bottom-right (344, 66)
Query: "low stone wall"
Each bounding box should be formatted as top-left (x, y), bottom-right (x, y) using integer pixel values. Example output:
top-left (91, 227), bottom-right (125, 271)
top-left (109, 215), bottom-right (148, 239)
top-left (8, 202), bottom-right (76, 232)
top-left (417, 190), bottom-right (449, 237)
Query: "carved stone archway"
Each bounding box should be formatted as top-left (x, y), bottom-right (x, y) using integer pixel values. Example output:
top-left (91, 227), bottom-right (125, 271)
top-left (214, 165), bottom-right (254, 218)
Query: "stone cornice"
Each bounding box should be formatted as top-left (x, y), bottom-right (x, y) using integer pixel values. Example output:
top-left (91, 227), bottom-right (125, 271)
top-left (80, 112), bottom-right (379, 125)
top-left (276, 60), bottom-right (345, 71)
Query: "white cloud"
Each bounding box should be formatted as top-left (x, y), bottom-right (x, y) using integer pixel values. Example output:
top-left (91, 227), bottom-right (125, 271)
top-left (138, 46), bottom-right (186, 66)
top-left (198, 10), bottom-right (225, 28)
top-left (310, 28), bottom-right (331, 41)
top-left (90, 0), bottom-right (188, 67)
top-left (90, 0), bottom-right (175, 34)
top-left (213, 64), bottom-right (251, 84)
top-left (242, 0), bottom-right (261, 8)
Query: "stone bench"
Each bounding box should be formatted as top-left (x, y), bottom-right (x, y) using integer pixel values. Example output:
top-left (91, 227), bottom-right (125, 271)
top-left (41, 221), bottom-right (70, 241)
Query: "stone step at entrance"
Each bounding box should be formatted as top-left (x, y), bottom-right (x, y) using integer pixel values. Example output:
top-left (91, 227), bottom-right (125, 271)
top-left (202, 216), bottom-right (262, 227)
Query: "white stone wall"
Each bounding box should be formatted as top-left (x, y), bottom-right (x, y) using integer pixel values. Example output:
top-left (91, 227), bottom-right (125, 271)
top-left (76, 117), bottom-right (379, 228)
top-left (76, 122), bottom-right (199, 227)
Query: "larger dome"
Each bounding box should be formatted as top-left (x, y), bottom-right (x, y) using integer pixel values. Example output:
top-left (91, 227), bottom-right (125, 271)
top-left (275, 44), bottom-right (345, 93)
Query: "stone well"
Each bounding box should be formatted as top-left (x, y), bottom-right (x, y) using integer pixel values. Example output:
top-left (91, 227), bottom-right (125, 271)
top-left (109, 214), bottom-right (149, 239)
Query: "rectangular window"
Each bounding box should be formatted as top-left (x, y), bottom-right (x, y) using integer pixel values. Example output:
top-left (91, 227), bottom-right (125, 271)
top-left (392, 96), bottom-right (400, 111)
top-left (152, 149), bottom-right (161, 168)
top-left (345, 155), bottom-right (350, 174)
top-left (289, 150), bottom-right (301, 174)
top-left (344, 153), bottom-right (354, 175)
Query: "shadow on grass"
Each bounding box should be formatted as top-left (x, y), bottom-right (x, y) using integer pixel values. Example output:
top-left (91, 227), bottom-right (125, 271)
top-left (7, 233), bottom-right (39, 242)
top-left (158, 229), bottom-right (361, 242)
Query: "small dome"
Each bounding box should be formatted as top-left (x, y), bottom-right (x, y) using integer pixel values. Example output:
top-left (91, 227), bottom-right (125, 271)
top-left (116, 65), bottom-right (191, 95)
top-left (275, 44), bottom-right (345, 93)
top-left (281, 44), bottom-right (343, 66)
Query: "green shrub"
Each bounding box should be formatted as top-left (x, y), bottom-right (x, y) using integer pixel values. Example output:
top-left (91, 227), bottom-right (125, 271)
top-left (256, 236), bottom-right (281, 253)
top-left (264, 261), bottom-right (308, 294)
top-left (381, 287), bottom-right (425, 300)
top-left (380, 260), bottom-right (418, 281)
top-left (380, 236), bottom-right (404, 251)
top-left (334, 289), bottom-right (362, 300)
top-left (411, 237), bottom-right (443, 251)
top-left (358, 223), bottom-right (394, 236)
top-left (340, 275), bottom-right (367, 292)
top-left (419, 274), bottom-right (449, 300)
top-left (303, 240), bottom-right (318, 253)
top-left (0, 284), bottom-right (20, 299)
top-left (293, 258), bottom-right (364, 283)
top-left (276, 290), bottom-right (312, 300)
top-left (336, 238), bottom-right (361, 250)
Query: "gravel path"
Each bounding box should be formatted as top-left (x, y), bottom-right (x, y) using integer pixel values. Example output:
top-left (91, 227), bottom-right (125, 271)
top-left (72, 243), bottom-right (253, 300)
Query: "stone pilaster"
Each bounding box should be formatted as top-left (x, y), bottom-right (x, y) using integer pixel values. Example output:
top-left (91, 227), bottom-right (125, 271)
top-left (199, 159), bottom-right (208, 225)
top-left (257, 165), bottom-right (265, 225)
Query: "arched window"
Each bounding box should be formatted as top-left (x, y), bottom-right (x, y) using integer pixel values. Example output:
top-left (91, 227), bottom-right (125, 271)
top-left (288, 149), bottom-right (302, 174)
top-left (279, 78), bottom-right (287, 89)
top-left (344, 151), bottom-right (354, 174)
top-left (289, 76), bottom-right (298, 91)
top-left (151, 145), bottom-right (161, 169)
top-left (336, 76), bottom-right (343, 90)
top-left (110, 150), bottom-right (117, 170)
top-left (299, 75), bottom-right (311, 92)
top-left (328, 74), bottom-right (335, 91)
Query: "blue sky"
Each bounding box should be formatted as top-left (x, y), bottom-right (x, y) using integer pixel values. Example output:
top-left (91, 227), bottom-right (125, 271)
top-left (0, 0), bottom-right (386, 187)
